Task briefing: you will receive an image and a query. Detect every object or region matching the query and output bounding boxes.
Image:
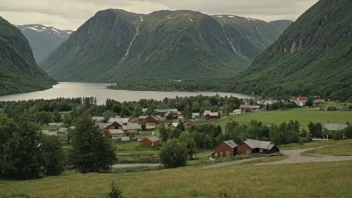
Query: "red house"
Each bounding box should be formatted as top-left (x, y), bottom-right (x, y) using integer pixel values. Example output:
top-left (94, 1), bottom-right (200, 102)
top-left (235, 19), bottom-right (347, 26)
top-left (140, 136), bottom-right (160, 147)
top-left (106, 121), bottom-right (123, 129)
top-left (203, 111), bottom-right (220, 120)
top-left (138, 116), bottom-right (164, 124)
top-left (216, 140), bottom-right (238, 157)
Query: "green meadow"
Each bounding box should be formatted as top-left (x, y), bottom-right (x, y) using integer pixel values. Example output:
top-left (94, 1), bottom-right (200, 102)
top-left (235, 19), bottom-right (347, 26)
top-left (1, 160), bottom-right (352, 198)
top-left (199, 108), bottom-right (352, 130)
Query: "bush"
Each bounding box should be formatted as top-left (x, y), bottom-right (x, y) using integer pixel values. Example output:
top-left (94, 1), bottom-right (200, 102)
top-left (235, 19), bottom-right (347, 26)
top-left (332, 131), bottom-right (344, 140)
top-left (327, 107), bottom-right (337, 111)
top-left (107, 181), bottom-right (123, 198)
top-left (344, 126), bottom-right (352, 139)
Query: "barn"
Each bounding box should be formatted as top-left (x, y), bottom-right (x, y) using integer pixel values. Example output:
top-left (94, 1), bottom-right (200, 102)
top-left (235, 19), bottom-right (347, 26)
top-left (203, 111), bottom-right (220, 120)
top-left (237, 139), bottom-right (279, 155)
top-left (140, 136), bottom-right (161, 147)
top-left (216, 140), bottom-right (237, 157)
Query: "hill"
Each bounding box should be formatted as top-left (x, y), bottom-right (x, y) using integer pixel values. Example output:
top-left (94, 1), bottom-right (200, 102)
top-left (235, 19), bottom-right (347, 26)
top-left (17, 24), bottom-right (72, 63)
top-left (0, 17), bottom-right (56, 95)
top-left (41, 9), bottom-right (291, 82)
top-left (228, 0), bottom-right (352, 101)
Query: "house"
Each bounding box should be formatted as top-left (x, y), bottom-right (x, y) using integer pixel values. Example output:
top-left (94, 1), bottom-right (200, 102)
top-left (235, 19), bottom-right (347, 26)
top-left (290, 96), bottom-right (308, 107)
top-left (323, 124), bottom-right (348, 132)
top-left (138, 115), bottom-right (164, 124)
top-left (192, 113), bottom-right (200, 119)
top-left (107, 121), bottom-right (123, 129)
top-left (203, 110), bottom-right (220, 120)
top-left (216, 140), bottom-right (238, 157)
top-left (237, 139), bottom-right (279, 155)
top-left (110, 129), bottom-right (127, 140)
top-left (92, 116), bottom-right (105, 122)
top-left (122, 123), bottom-right (141, 133)
top-left (58, 128), bottom-right (68, 133)
top-left (314, 99), bottom-right (325, 105)
top-left (240, 105), bottom-right (260, 112)
top-left (97, 122), bottom-right (109, 129)
top-left (146, 123), bottom-right (156, 130)
top-left (140, 136), bottom-right (161, 147)
top-left (232, 109), bottom-right (242, 114)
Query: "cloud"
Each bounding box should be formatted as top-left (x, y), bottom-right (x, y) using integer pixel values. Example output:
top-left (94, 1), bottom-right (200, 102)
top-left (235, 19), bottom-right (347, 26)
top-left (0, 0), bottom-right (318, 30)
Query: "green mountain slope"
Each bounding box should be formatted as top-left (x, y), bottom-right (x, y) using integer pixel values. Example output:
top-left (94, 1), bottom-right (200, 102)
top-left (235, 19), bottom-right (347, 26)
top-left (229, 0), bottom-right (352, 101)
top-left (0, 17), bottom-right (56, 95)
top-left (41, 9), bottom-right (291, 82)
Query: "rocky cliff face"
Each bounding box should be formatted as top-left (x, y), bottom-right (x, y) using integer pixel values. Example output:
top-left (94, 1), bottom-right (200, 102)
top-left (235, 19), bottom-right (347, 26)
top-left (0, 17), bottom-right (55, 95)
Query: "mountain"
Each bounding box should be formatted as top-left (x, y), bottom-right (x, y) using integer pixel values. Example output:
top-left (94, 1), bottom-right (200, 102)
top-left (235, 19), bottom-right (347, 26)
top-left (41, 9), bottom-right (292, 82)
top-left (229, 0), bottom-right (352, 101)
top-left (0, 17), bottom-right (56, 95)
top-left (17, 24), bottom-right (72, 63)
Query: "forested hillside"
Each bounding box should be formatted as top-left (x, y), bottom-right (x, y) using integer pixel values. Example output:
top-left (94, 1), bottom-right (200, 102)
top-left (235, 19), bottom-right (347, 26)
top-left (0, 17), bottom-right (56, 95)
top-left (228, 0), bottom-right (352, 101)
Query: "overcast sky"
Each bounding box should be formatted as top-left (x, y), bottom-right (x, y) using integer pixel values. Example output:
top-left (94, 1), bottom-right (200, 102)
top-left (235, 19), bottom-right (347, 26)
top-left (0, 0), bottom-right (318, 30)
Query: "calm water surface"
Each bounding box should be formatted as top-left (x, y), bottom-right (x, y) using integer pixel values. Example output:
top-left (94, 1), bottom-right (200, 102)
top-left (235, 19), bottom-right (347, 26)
top-left (0, 82), bottom-right (251, 105)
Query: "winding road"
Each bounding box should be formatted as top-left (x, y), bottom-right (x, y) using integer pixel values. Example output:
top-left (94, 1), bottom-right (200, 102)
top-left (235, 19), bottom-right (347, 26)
top-left (256, 148), bottom-right (352, 165)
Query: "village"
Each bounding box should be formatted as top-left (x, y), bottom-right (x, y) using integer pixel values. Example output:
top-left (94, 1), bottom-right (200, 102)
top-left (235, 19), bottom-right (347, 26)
top-left (39, 96), bottom-right (351, 166)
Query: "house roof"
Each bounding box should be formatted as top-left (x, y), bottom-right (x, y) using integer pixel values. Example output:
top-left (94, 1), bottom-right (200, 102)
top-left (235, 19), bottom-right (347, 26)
top-left (152, 115), bottom-right (165, 121)
top-left (290, 96), bottom-right (308, 101)
top-left (138, 116), bottom-right (149, 119)
top-left (108, 117), bottom-right (130, 124)
top-left (109, 129), bottom-right (125, 135)
top-left (324, 124), bottom-right (348, 131)
top-left (223, 140), bottom-right (237, 148)
top-left (146, 136), bottom-right (160, 142)
top-left (244, 139), bottom-right (276, 150)
top-left (192, 113), bottom-right (200, 116)
top-left (203, 110), bottom-right (219, 117)
top-left (123, 123), bottom-right (141, 130)
top-left (96, 122), bottom-right (108, 129)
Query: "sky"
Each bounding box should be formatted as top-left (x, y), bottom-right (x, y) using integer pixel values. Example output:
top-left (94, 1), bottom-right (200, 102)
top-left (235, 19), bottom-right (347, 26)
top-left (0, 0), bottom-right (318, 30)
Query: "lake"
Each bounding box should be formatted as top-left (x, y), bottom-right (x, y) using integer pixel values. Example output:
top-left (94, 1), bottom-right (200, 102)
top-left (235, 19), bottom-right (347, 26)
top-left (0, 82), bottom-right (252, 105)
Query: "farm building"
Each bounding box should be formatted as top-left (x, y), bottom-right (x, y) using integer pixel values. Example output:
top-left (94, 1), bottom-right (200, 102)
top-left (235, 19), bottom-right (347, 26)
top-left (324, 124), bottom-right (348, 132)
top-left (290, 96), bottom-right (308, 107)
top-left (216, 140), bottom-right (238, 157)
top-left (237, 139), bottom-right (279, 155)
top-left (203, 110), bottom-right (220, 120)
top-left (140, 136), bottom-right (160, 147)
top-left (192, 113), bottom-right (200, 119)
top-left (138, 115), bottom-right (164, 124)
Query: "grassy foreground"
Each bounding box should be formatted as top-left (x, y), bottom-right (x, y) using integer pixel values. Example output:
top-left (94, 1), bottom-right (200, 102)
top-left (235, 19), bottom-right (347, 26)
top-left (303, 140), bottom-right (352, 156)
top-left (1, 161), bottom-right (352, 198)
top-left (199, 108), bottom-right (352, 130)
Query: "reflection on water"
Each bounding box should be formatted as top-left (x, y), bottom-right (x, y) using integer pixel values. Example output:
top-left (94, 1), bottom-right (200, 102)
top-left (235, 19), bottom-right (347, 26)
top-left (0, 82), bottom-right (251, 105)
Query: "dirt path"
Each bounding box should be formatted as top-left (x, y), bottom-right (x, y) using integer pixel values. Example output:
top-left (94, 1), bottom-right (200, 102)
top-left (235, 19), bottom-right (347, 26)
top-left (203, 157), bottom-right (265, 169)
top-left (256, 148), bottom-right (352, 165)
top-left (112, 164), bottom-right (161, 168)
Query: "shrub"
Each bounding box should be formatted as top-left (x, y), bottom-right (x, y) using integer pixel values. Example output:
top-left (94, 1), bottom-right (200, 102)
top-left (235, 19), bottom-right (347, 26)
top-left (160, 139), bottom-right (188, 168)
top-left (107, 181), bottom-right (123, 198)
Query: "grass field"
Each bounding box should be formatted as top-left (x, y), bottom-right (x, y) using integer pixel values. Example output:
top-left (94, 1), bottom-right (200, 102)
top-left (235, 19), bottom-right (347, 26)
top-left (303, 140), bottom-right (352, 156)
top-left (1, 161), bottom-right (352, 197)
top-left (198, 108), bottom-right (352, 130)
